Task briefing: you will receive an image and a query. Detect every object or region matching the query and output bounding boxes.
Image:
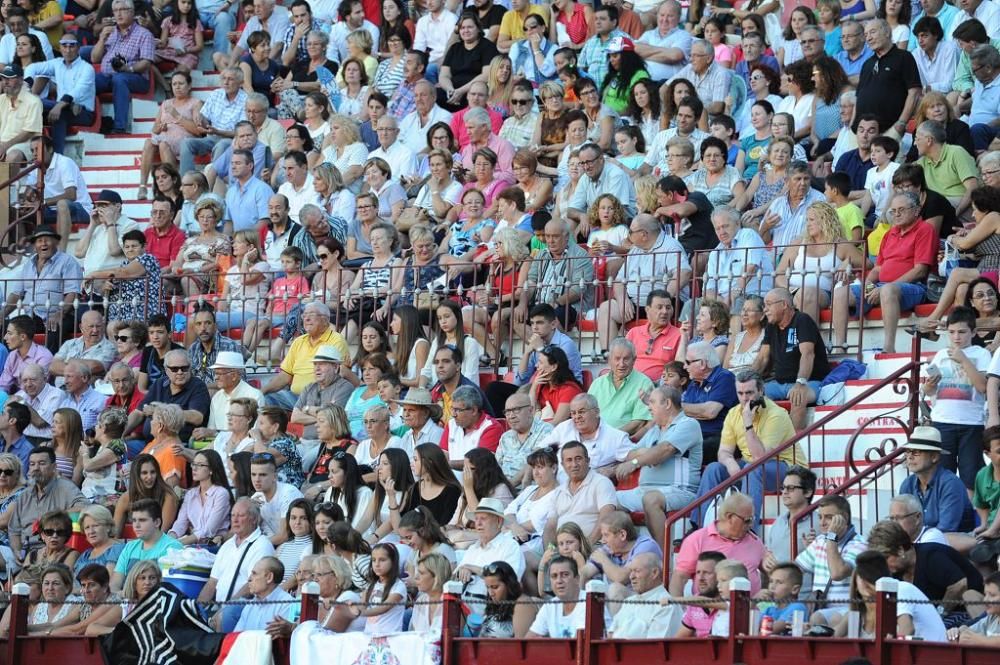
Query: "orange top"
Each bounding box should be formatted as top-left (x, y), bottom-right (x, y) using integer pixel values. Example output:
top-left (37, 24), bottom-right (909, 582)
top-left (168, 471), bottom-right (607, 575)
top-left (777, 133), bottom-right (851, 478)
top-left (140, 436), bottom-right (188, 488)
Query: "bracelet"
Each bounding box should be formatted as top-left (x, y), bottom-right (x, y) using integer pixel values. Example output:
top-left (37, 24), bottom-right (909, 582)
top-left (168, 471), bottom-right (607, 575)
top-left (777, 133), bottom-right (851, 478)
top-left (388, 504), bottom-right (399, 511)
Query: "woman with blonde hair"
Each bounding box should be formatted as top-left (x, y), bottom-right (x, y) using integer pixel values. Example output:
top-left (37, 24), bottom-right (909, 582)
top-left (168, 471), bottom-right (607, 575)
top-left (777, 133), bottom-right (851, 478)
top-left (216, 229), bottom-right (270, 332)
top-left (741, 137), bottom-right (793, 223)
top-left (74, 504), bottom-right (125, 579)
top-left (313, 162), bottom-right (356, 233)
top-left (339, 30), bottom-right (378, 84)
top-left (634, 175), bottom-right (659, 215)
top-left (774, 201), bottom-right (868, 326)
top-left (512, 149), bottom-right (553, 213)
top-left (85, 560), bottom-right (161, 636)
top-left (486, 55), bottom-right (515, 117)
top-left (409, 149), bottom-right (463, 226)
top-left (553, 149), bottom-right (584, 223)
top-left (904, 91), bottom-right (973, 161)
top-left (303, 405), bottom-right (358, 500)
top-left (0, 452), bottom-right (26, 553)
top-left (168, 198), bottom-right (230, 299)
top-left (139, 403), bottom-right (189, 488)
top-left (464, 226), bottom-right (530, 363)
top-left (410, 552), bottom-right (451, 632)
top-left (49, 408), bottom-right (83, 485)
top-left (532, 80), bottom-right (568, 169)
top-left (321, 114), bottom-right (368, 192)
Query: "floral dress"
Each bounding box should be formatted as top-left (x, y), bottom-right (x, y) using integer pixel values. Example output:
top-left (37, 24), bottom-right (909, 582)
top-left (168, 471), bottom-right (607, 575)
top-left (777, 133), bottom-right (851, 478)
top-left (155, 16), bottom-right (203, 70)
top-left (108, 253), bottom-right (163, 323)
top-left (269, 434), bottom-right (305, 487)
top-left (447, 219), bottom-right (496, 258)
top-left (150, 96), bottom-right (200, 156)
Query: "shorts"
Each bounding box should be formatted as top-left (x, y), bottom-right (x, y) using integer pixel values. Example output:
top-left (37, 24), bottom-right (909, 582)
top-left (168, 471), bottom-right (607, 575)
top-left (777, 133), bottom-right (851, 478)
top-left (617, 485), bottom-right (696, 512)
top-left (43, 202), bottom-right (90, 224)
top-left (765, 380), bottom-right (823, 401)
top-left (848, 282), bottom-right (926, 316)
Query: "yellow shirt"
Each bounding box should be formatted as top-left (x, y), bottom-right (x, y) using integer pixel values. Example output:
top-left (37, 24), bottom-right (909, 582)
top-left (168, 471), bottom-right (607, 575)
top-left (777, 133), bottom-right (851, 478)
top-left (720, 399), bottom-right (806, 467)
top-left (498, 5), bottom-right (549, 42)
top-left (867, 221), bottom-right (891, 258)
top-left (0, 88), bottom-right (42, 144)
top-left (280, 326), bottom-right (350, 394)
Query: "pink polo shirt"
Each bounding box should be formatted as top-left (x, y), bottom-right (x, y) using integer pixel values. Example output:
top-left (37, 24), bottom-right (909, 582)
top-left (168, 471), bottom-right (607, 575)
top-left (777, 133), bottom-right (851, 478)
top-left (626, 323), bottom-right (683, 382)
top-left (674, 521), bottom-right (765, 594)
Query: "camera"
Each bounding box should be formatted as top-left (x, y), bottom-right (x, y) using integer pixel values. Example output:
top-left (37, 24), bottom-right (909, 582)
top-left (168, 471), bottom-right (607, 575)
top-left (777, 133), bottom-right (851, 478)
top-left (111, 55), bottom-right (127, 71)
top-left (749, 396), bottom-right (765, 410)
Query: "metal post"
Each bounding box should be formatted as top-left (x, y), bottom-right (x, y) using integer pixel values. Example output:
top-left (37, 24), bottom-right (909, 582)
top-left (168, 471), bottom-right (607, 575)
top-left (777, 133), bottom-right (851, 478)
top-left (441, 580), bottom-right (464, 665)
top-left (727, 577), bottom-right (752, 665)
top-left (299, 581), bottom-right (320, 623)
top-left (873, 577), bottom-right (898, 665)
top-left (582, 581), bottom-right (606, 665)
top-left (6, 582), bottom-right (29, 665)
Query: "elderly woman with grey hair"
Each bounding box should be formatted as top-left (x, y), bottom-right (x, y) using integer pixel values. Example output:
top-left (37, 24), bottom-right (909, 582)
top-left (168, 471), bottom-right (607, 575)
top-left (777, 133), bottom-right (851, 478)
top-left (81, 408), bottom-right (129, 502)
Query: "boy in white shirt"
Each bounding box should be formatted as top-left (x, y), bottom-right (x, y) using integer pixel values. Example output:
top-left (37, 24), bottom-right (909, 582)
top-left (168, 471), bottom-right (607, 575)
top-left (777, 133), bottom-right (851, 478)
top-left (861, 135), bottom-right (900, 222)
top-left (526, 555), bottom-right (587, 637)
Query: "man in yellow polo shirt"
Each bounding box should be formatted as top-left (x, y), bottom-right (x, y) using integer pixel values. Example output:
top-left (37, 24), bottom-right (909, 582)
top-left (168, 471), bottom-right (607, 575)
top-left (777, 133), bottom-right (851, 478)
top-left (692, 369), bottom-right (807, 527)
top-left (497, 0), bottom-right (549, 52)
top-left (261, 302), bottom-right (350, 410)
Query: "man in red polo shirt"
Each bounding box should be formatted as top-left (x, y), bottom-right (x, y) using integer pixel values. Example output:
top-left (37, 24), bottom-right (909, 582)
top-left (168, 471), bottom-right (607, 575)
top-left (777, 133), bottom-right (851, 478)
top-left (105, 361), bottom-right (145, 415)
top-left (831, 191), bottom-right (937, 353)
top-left (144, 198), bottom-right (186, 270)
top-left (626, 289), bottom-right (683, 382)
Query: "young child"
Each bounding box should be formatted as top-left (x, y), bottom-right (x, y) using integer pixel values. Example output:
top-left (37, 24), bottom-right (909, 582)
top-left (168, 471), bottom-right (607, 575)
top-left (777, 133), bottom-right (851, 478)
top-left (703, 17), bottom-right (734, 68)
top-left (824, 171), bottom-right (864, 242)
top-left (861, 136), bottom-right (900, 223)
top-left (609, 126), bottom-right (646, 177)
top-left (710, 559), bottom-right (749, 637)
top-left (923, 306), bottom-right (990, 483)
top-left (674, 551), bottom-right (725, 637)
top-left (757, 562), bottom-right (808, 634)
top-left (351, 543), bottom-right (407, 634)
top-left (950, 572), bottom-right (1000, 642)
top-left (377, 374), bottom-right (406, 434)
top-left (710, 115), bottom-right (746, 174)
top-left (972, 429), bottom-right (1000, 564)
top-left (529, 211), bottom-right (549, 257)
top-left (243, 247), bottom-right (310, 359)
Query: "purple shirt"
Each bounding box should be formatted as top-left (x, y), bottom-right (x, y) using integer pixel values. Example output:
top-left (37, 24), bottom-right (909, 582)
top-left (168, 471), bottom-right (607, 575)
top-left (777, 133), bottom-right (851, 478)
top-left (0, 344), bottom-right (53, 393)
top-left (594, 534), bottom-right (664, 571)
top-left (99, 22), bottom-right (156, 72)
top-left (169, 485), bottom-right (232, 541)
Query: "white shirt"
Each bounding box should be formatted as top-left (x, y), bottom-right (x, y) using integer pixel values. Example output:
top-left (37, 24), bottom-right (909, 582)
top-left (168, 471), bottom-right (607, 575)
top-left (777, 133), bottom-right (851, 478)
top-left (80, 216), bottom-right (140, 274)
top-left (209, 527), bottom-right (276, 601)
top-left (237, 6), bottom-right (290, 50)
top-left (553, 470), bottom-right (618, 534)
top-left (399, 421), bottom-right (445, 452)
top-left (277, 174), bottom-right (322, 223)
top-left (948, 0), bottom-right (1000, 40)
top-left (398, 105), bottom-right (453, 153)
top-left (369, 141), bottom-right (420, 181)
top-left (255, 482), bottom-right (305, 538)
top-left (505, 484), bottom-right (558, 536)
top-left (929, 344), bottom-right (991, 424)
top-left (608, 585), bottom-right (682, 638)
top-left (638, 27), bottom-right (692, 81)
top-left (459, 531), bottom-right (526, 613)
top-left (540, 420), bottom-right (632, 471)
top-left (915, 525), bottom-right (950, 546)
top-left (0, 29), bottom-right (53, 64)
top-left (413, 10), bottom-right (458, 64)
top-left (28, 152), bottom-right (93, 214)
top-left (914, 40), bottom-right (959, 94)
top-left (353, 436), bottom-right (412, 467)
top-left (208, 380), bottom-right (265, 432)
top-left (896, 580), bottom-right (948, 642)
top-left (529, 590), bottom-right (587, 637)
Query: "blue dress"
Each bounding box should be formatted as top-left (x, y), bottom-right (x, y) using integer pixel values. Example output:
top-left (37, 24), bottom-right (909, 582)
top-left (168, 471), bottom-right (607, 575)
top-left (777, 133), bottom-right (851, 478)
top-left (73, 541), bottom-right (126, 576)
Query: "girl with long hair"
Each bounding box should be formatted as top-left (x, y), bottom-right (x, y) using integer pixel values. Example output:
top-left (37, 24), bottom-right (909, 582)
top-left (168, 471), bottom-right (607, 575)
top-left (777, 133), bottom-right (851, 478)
top-left (449, 449), bottom-right (515, 544)
top-left (358, 448), bottom-right (416, 542)
top-left (419, 300), bottom-right (484, 387)
top-left (528, 345), bottom-right (584, 424)
top-left (321, 451), bottom-right (374, 530)
top-left (390, 305), bottom-right (430, 388)
top-left (112, 454), bottom-right (179, 537)
top-left (304, 405), bottom-right (358, 500)
top-left (275, 498), bottom-right (315, 591)
top-left (486, 55), bottom-right (515, 117)
top-left (312, 503), bottom-right (346, 555)
top-left (480, 560), bottom-right (537, 637)
top-left (353, 543), bottom-right (405, 633)
top-left (623, 79), bottom-right (662, 148)
top-left (398, 506), bottom-right (456, 582)
top-left (49, 408), bottom-right (83, 485)
top-left (327, 521), bottom-right (374, 590)
top-left (168, 449), bottom-right (232, 546)
top-left (405, 444), bottom-right (463, 526)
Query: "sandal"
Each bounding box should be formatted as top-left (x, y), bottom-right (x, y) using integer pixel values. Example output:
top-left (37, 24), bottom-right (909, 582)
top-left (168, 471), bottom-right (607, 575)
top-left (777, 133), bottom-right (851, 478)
top-left (136, 185), bottom-right (148, 200)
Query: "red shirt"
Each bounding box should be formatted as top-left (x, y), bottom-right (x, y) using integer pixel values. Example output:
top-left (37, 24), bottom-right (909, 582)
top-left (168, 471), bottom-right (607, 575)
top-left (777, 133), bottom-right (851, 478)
top-left (875, 219), bottom-right (938, 283)
top-left (145, 224), bottom-right (186, 269)
top-left (439, 413), bottom-right (504, 454)
top-left (627, 323), bottom-right (683, 382)
top-left (537, 382), bottom-right (583, 419)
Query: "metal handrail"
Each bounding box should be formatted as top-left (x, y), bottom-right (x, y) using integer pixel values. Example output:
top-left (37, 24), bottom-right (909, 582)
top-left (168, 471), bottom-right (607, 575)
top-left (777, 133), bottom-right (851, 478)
top-left (660, 334), bottom-right (923, 585)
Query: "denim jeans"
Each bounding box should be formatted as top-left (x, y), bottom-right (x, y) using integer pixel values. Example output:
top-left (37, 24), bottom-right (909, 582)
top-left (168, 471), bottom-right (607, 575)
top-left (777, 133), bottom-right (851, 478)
top-left (692, 459), bottom-right (788, 528)
top-left (42, 98), bottom-right (95, 153)
top-left (95, 71), bottom-right (148, 132)
top-left (199, 6), bottom-right (237, 56)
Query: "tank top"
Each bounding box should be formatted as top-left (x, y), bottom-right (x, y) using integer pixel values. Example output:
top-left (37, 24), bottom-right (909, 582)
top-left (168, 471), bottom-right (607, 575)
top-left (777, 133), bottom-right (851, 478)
top-left (728, 330), bottom-right (765, 374)
top-left (974, 232), bottom-right (1000, 272)
top-left (559, 3), bottom-right (589, 45)
top-left (787, 249), bottom-right (838, 293)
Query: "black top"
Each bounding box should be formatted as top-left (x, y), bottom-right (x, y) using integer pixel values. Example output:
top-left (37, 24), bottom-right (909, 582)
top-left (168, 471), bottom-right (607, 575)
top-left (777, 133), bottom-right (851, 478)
top-left (854, 46), bottom-right (920, 134)
top-left (443, 38), bottom-right (500, 90)
top-left (139, 376), bottom-right (211, 442)
top-left (477, 5), bottom-right (506, 31)
top-left (911, 542), bottom-right (984, 601)
top-left (762, 311), bottom-right (830, 384)
top-left (291, 59), bottom-right (338, 83)
top-left (921, 188), bottom-right (958, 236)
top-left (677, 191), bottom-right (717, 254)
top-left (139, 343), bottom-right (184, 387)
top-left (404, 483), bottom-right (462, 526)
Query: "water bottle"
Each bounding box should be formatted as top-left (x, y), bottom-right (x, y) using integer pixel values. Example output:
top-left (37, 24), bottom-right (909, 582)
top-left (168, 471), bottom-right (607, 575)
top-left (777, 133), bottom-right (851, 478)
top-left (462, 613), bottom-right (483, 637)
top-left (172, 313), bottom-right (187, 334)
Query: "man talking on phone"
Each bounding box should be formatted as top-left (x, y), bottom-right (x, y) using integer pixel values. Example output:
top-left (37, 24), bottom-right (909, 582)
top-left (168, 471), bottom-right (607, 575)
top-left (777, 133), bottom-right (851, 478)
top-left (692, 369), bottom-right (804, 528)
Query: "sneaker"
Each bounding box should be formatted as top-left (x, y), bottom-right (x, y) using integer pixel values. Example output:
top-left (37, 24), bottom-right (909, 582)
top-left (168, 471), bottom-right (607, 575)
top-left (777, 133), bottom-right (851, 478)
top-left (969, 538), bottom-right (1000, 564)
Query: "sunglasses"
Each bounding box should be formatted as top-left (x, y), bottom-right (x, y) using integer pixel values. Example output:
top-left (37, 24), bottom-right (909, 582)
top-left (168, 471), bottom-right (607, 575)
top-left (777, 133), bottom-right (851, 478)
top-left (0, 469), bottom-right (15, 477)
top-left (42, 528), bottom-right (68, 537)
top-left (510, 98), bottom-right (531, 105)
top-left (251, 452), bottom-right (275, 462)
top-left (317, 253), bottom-right (331, 259)
top-left (115, 335), bottom-right (131, 342)
top-left (166, 365), bottom-right (190, 372)
top-left (483, 562), bottom-right (503, 576)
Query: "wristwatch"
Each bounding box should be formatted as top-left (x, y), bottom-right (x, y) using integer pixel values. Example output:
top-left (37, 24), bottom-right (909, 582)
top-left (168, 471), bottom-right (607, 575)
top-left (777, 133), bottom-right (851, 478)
top-left (630, 458), bottom-right (639, 468)
top-left (795, 377), bottom-right (808, 385)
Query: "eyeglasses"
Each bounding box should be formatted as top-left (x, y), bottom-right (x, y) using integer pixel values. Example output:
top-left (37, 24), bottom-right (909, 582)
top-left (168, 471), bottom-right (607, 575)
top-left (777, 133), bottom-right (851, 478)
top-left (42, 528), bottom-right (68, 537)
top-left (511, 98), bottom-right (531, 105)
top-left (781, 484), bottom-right (804, 492)
top-left (0, 469), bottom-right (15, 477)
top-left (452, 406), bottom-right (475, 413)
top-left (569, 408), bottom-right (595, 417)
top-left (227, 412), bottom-right (249, 419)
top-left (726, 512), bottom-right (753, 525)
top-left (504, 404), bottom-right (532, 416)
top-left (166, 365), bottom-right (190, 372)
top-left (889, 511), bottom-right (920, 522)
top-left (115, 335), bottom-right (131, 342)
top-left (973, 291), bottom-right (997, 300)
top-left (356, 204), bottom-right (375, 211)
top-left (683, 358), bottom-right (704, 366)
top-left (887, 206), bottom-right (915, 217)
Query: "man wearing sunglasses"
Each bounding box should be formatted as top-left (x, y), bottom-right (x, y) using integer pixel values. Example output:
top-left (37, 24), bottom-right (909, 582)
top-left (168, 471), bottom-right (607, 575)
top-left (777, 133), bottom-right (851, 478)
top-left (48, 310), bottom-right (117, 387)
top-left (125, 348), bottom-right (210, 446)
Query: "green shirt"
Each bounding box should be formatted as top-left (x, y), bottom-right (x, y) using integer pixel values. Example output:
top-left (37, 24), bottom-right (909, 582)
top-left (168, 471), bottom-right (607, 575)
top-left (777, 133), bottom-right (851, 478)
top-left (973, 462), bottom-right (1000, 524)
top-left (954, 38), bottom-right (1000, 93)
top-left (836, 202), bottom-right (864, 240)
top-left (917, 144), bottom-right (979, 199)
top-left (114, 532), bottom-right (183, 576)
top-left (587, 369), bottom-right (653, 430)
top-left (602, 70), bottom-right (650, 115)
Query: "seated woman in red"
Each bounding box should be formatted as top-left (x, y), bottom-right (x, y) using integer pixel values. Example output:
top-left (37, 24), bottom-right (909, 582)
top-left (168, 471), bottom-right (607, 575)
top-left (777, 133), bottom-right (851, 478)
top-left (528, 345), bottom-right (583, 425)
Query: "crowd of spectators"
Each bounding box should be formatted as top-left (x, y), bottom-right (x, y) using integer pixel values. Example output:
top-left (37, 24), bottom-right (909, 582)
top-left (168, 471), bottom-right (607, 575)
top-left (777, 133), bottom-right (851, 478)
top-left (4, 0), bottom-right (1000, 647)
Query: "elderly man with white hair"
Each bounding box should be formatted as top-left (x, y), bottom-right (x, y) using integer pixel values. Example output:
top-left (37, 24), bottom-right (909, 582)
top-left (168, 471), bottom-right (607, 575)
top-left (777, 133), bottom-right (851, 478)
top-left (125, 348), bottom-right (211, 444)
top-left (668, 38), bottom-right (732, 115)
top-left (368, 115), bottom-right (420, 182)
top-left (10, 362), bottom-right (62, 443)
top-left (458, 106), bottom-right (515, 183)
top-left (703, 206), bottom-right (773, 313)
top-left (681, 341), bottom-right (737, 465)
top-left (607, 552), bottom-right (683, 636)
top-left (199, 497), bottom-right (277, 631)
top-left (539, 394), bottom-right (633, 473)
top-left (587, 338), bottom-right (654, 438)
top-left (440, 385), bottom-right (505, 468)
top-left (398, 79), bottom-right (453, 153)
top-left (889, 493), bottom-right (951, 546)
top-left (60, 359), bottom-right (106, 431)
top-left (262, 302), bottom-right (351, 411)
top-left (854, 18), bottom-right (920, 141)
